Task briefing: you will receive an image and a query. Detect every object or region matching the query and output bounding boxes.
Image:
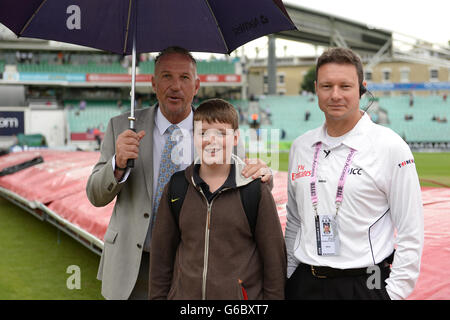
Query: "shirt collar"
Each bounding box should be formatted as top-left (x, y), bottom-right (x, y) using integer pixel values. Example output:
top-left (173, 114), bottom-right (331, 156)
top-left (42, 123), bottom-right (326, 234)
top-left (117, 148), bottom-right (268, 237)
top-left (155, 104), bottom-right (193, 136)
top-left (193, 163), bottom-right (237, 190)
top-left (311, 112), bottom-right (372, 151)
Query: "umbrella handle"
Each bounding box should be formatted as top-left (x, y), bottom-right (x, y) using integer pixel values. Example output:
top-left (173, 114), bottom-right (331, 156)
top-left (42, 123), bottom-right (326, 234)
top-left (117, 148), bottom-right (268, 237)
top-left (127, 26), bottom-right (137, 169)
top-left (127, 128), bottom-right (136, 168)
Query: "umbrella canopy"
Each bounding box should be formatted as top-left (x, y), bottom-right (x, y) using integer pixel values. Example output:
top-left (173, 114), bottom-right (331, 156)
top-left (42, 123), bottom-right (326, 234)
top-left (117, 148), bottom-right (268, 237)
top-left (0, 0), bottom-right (297, 55)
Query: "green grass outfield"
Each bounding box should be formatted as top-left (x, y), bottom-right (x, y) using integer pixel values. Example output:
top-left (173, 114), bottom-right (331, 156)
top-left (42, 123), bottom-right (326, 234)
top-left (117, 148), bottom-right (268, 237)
top-left (0, 197), bottom-right (103, 300)
top-left (413, 153), bottom-right (450, 187)
top-left (256, 152), bottom-right (450, 188)
top-left (0, 152), bottom-right (448, 299)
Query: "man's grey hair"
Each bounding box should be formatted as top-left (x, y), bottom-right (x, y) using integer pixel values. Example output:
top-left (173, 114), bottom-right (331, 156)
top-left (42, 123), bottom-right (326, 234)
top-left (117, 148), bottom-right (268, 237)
top-left (154, 46), bottom-right (197, 68)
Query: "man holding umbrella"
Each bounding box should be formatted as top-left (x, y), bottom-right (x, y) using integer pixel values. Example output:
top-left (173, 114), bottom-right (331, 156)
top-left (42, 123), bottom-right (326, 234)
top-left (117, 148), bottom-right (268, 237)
top-left (86, 47), bottom-right (272, 300)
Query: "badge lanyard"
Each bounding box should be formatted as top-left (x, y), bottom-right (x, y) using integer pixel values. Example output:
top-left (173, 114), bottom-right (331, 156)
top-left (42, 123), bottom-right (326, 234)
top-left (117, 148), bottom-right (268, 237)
top-left (310, 142), bottom-right (356, 216)
top-left (310, 142), bottom-right (356, 256)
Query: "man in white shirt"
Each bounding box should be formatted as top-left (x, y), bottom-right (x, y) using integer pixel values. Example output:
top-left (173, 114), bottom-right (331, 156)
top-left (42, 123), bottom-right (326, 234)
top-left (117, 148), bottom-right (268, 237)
top-left (285, 47), bottom-right (423, 300)
top-left (87, 47), bottom-right (271, 300)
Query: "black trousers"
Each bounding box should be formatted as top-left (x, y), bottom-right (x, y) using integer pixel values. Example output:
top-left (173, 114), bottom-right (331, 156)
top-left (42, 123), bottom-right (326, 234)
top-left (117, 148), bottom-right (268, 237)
top-left (128, 251), bottom-right (150, 300)
top-left (285, 263), bottom-right (391, 300)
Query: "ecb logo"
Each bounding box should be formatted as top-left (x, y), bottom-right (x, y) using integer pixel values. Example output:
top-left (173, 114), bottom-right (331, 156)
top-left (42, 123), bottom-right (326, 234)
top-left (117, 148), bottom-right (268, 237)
top-left (66, 5), bottom-right (81, 30)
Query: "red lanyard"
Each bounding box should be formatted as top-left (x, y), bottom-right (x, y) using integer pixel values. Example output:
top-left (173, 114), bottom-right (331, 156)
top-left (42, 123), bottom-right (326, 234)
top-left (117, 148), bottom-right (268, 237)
top-left (310, 142), bottom-right (356, 216)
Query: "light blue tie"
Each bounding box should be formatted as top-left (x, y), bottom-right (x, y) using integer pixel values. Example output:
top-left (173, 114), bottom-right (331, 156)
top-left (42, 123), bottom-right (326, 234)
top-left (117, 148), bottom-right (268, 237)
top-left (152, 124), bottom-right (181, 228)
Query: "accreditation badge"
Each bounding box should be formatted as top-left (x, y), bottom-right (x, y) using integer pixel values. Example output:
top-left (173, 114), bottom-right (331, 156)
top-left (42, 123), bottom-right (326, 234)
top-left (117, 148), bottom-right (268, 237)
top-left (315, 215), bottom-right (340, 256)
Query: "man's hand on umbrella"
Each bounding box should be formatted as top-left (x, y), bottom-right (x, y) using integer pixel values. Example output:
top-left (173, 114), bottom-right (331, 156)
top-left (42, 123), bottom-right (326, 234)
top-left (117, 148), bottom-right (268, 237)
top-left (115, 129), bottom-right (146, 170)
top-left (241, 158), bottom-right (272, 183)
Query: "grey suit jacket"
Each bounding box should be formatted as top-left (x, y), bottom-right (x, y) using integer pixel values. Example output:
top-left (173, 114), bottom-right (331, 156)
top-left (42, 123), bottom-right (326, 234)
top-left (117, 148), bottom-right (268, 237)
top-left (86, 106), bottom-right (157, 300)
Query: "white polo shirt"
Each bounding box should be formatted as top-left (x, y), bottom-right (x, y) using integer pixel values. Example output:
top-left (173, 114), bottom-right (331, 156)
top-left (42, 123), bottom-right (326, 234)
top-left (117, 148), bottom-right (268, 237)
top-left (285, 113), bottom-right (424, 300)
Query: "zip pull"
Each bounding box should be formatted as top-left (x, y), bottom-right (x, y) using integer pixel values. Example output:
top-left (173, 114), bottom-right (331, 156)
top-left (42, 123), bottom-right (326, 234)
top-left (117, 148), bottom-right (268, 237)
top-left (238, 279), bottom-right (248, 300)
top-left (207, 203), bottom-right (212, 229)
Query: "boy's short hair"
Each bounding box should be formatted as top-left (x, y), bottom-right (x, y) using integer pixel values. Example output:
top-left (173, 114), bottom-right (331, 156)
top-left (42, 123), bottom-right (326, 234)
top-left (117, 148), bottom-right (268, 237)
top-left (194, 98), bottom-right (239, 130)
top-left (316, 47), bottom-right (364, 86)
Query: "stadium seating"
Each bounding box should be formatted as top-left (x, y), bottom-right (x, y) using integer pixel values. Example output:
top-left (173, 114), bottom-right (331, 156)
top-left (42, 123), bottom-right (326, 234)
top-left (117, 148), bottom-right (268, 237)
top-left (258, 95), bottom-right (325, 141)
top-left (256, 95), bottom-right (449, 143)
top-left (66, 98), bottom-right (247, 134)
top-left (14, 59), bottom-right (236, 76)
top-left (196, 60), bottom-right (235, 74)
top-left (137, 61), bottom-right (154, 75)
top-left (229, 99), bottom-right (249, 113)
top-left (65, 100), bottom-right (126, 132)
top-left (139, 59), bottom-right (235, 75)
top-left (65, 95), bottom-right (449, 144)
top-left (377, 95), bottom-right (449, 142)
top-left (17, 62), bottom-right (127, 74)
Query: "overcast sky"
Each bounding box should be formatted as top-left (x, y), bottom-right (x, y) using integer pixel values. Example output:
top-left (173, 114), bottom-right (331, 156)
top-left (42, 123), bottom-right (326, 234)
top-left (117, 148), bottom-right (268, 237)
top-left (285, 0), bottom-right (449, 44)
top-left (218, 0), bottom-right (449, 59)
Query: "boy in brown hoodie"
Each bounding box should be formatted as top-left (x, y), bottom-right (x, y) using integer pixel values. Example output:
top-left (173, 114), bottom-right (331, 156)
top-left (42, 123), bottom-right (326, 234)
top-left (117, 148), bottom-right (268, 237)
top-left (149, 98), bottom-right (286, 300)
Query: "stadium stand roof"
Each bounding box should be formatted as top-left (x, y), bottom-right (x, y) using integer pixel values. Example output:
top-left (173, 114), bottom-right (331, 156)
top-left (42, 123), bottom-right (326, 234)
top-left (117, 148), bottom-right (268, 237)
top-left (276, 4), bottom-right (393, 55)
top-left (273, 4), bottom-right (449, 69)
